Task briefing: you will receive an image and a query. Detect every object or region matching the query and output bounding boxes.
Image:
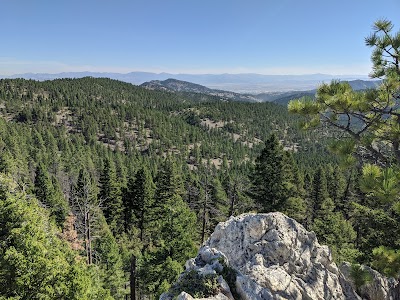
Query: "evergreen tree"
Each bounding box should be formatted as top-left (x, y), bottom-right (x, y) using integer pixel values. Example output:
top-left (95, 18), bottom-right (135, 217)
top-left (34, 163), bottom-right (53, 203)
top-left (99, 158), bottom-right (123, 233)
top-left (155, 159), bottom-right (196, 261)
top-left (371, 246), bottom-right (400, 278)
top-left (352, 203), bottom-right (400, 263)
top-left (124, 166), bottom-right (156, 246)
top-left (210, 177), bottom-right (228, 225)
top-left (34, 163), bottom-right (68, 226)
top-left (185, 174), bottom-right (205, 240)
top-left (310, 167), bottom-right (329, 222)
top-left (223, 172), bottom-right (254, 217)
top-left (310, 167), bottom-right (358, 262)
top-left (302, 172), bottom-right (314, 228)
top-left (280, 152), bottom-right (307, 223)
top-left (140, 158), bottom-right (196, 297)
top-left (281, 196), bottom-right (307, 224)
top-left (289, 19), bottom-right (400, 267)
top-left (0, 173), bottom-right (104, 299)
top-left (250, 134), bottom-right (292, 212)
top-left (123, 166), bottom-right (157, 299)
top-left (326, 165), bottom-right (346, 209)
top-left (94, 215), bottom-right (126, 299)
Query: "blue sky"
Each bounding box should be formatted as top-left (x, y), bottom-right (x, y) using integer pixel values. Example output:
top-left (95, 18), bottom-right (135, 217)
top-left (1, 0), bottom-right (399, 75)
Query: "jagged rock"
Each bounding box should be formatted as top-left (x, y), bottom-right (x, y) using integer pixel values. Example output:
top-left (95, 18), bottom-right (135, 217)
top-left (160, 247), bottom-right (234, 300)
top-left (203, 212), bottom-right (360, 299)
top-left (161, 212), bottom-right (395, 299)
top-left (340, 262), bottom-right (399, 300)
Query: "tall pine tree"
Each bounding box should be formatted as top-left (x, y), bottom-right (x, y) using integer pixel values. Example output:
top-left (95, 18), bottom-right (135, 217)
top-left (250, 134), bottom-right (292, 212)
top-left (124, 166), bottom-right (156, 248)
top-left (140, 158), bottom-right (196, 297)
top-left (34, 163), bottom-right (68, 226)
top-left (99, 158), bottom-right (123, 233)
top-left (311, 167), bottom-right (358, 262)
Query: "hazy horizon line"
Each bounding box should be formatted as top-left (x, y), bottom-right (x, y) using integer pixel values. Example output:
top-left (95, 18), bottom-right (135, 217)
top-left (1, 70), bottom-right (370, 77)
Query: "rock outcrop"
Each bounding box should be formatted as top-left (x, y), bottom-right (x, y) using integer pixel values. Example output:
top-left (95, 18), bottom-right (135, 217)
top-left (161, 212), bottom-right (397, 300)
top-left (340, 262), bottom-right (399, 300)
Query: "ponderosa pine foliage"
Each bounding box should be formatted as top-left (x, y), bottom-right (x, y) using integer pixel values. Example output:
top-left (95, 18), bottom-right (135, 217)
top-left (289, 19), bottom-right (400, 275)
top-left (289, 19), bottom-right (400, 166)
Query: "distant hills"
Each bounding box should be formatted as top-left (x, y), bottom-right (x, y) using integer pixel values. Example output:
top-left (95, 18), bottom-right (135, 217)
top-left (342, 79), bottom-right (381, 90)
top-left (140, 78), bottom-right (381, 105)
top-left (0, 71), bottom-right (375, 93)
top-left (140, 79), bottom-right (259, 102)
top-left (256, 79), bottom-right (380, 105)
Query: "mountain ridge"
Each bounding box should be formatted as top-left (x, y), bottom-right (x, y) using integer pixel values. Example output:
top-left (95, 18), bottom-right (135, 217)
top-left (140, 78), bottom-right (259, 102)
top-left (140, 78), bottom-right (381, 105)
top-left (0, 71), bottom-right (373, 92)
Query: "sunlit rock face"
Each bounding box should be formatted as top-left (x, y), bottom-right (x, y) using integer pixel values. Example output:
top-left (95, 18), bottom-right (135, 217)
top-left (204, 212), bottom-right (359, 300)
top-left (162, 212), bottom-right (399, 299)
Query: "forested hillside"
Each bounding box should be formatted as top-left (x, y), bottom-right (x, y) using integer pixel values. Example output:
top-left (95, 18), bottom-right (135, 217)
top-left (0, 77), bottom-right (336, 298)
top-left (1, 20), bottom-right (399, 298)
top-left (141, 78), bottom-right (259, 102)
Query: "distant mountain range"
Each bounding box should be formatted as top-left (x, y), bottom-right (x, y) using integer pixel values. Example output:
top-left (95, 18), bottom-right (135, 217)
top-left (0, 71), bottom-right (375, 93)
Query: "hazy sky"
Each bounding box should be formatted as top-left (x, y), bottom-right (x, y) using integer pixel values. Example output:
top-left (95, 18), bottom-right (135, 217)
top-left (1, 0), bottom-right (399, 75)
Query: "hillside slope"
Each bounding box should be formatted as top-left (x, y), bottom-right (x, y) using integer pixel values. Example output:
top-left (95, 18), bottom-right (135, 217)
top-left (0, 77), bottom-right (335, 168)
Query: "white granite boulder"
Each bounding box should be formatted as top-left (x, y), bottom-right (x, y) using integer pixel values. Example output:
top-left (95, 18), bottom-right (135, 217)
top-left (161, 212), bottom-right (398, 299)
